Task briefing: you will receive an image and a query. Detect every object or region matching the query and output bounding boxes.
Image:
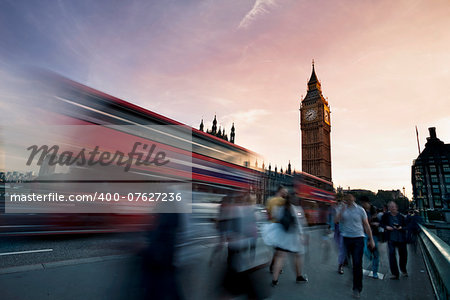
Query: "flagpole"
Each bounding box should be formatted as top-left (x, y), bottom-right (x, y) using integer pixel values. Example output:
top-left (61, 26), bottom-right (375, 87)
top-left (415, 126), bottom-right (421, 154)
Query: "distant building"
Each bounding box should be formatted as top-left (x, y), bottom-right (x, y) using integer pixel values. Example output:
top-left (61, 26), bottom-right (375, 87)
top-left (338, 188), bottom-right (409, 211)
top-left (260, 162), bottom-right (295, 202)
top-left (343, 188), bottom-right (375, 195)
top-left (376, 189), bottom-right (405, 201)
top-left (199, 115), bottom-right (235, 143)
top-left (38, 155), bottom-right (56, 177)
top-left (339, 188), bottom-right (375, 201)
top-left (412, 127), bottom-right (450, 217)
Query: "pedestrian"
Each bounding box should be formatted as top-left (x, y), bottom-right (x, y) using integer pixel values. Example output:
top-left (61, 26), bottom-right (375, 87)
top-left (406, 210), bottom-right (422, 254)
top-left (381, 201), bottom-right (408, 279)
top-left (334, 199), bottom-right (349, 274)
top-left (377, 205), bottom-right (388, 221)
top-left (141, 213), bottom-right (183, 300)
top-left (221, 191), bottom-right (268, 300)
top-left (209, 194), bottom-right (233, 266)
top-left (266, 185), bottom-right (288, 273)
top-left (335, 194), bottom-right (375, 298)
top-left (360, 197), bottom-right (380, 279)
top-left (262, 193), bottom-right (308, 286)
top-left (321, 204), bottom-right (335, 263)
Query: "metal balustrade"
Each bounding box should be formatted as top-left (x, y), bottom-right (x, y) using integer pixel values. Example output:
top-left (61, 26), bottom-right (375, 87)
top-left (419, 224), bottom-right (450, 300)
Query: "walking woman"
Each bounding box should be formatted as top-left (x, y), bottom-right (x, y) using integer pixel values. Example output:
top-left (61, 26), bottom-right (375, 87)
top-left (262, 193), bottom-right (308, 286)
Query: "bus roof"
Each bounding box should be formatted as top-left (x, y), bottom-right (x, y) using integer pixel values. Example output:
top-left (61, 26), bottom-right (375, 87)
top-left (295, 171), bottom-right (333, 186)
top-left (51, 72), bottom-right (258, 155)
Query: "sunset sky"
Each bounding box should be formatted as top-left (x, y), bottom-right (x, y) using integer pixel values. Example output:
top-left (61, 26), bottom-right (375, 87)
top-left (1, 0), bottom-right (449, 197)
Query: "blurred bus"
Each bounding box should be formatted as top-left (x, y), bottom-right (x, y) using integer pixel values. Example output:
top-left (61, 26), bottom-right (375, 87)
top-left (0, 72), bottom-right (263, 235)
top-left (293, 172), bottom-right (335, 224)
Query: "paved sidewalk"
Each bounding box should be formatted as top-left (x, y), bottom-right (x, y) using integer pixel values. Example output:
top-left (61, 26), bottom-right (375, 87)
top-left (265, 231), bottom-right (435, 300)
top-left (0, 229), bottom-right (435, 300)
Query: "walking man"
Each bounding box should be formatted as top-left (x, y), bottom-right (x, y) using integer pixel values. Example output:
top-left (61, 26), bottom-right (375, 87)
top-left (335, 194), bottom-right (374, 298)
top-left (381, 201), bottom-right (408, 279)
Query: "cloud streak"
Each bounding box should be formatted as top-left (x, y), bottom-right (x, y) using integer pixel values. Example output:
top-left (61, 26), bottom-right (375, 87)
top-left (238, 0), bottom-right (278, 29)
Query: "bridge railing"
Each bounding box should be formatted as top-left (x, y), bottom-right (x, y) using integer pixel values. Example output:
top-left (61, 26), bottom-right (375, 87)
top-left (419, 224), bottom-right (450, 300)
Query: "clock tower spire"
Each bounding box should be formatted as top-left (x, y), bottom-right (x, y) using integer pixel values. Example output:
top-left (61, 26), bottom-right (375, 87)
top-left (308, 59), bottom-right (322, 92)
top-left (300, 61), bottom-right (332, 182)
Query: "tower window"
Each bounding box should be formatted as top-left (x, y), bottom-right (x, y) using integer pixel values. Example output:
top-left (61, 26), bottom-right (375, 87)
top-left (445, 175), bottom-right (450, 183)
top-left (432, 185), bottom-right (440, 194)
top-left (433, 195), bottom-right (442, 206)
top-left (431, 175), bottom-right (438, 183)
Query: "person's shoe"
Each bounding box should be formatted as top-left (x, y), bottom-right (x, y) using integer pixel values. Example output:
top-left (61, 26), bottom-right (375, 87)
top-left (401, 271), bottom-right (408, 277)
top-left (372, 272), bottom-right (379, 279)
top-left (352, 290), bottom-right (361, 298)
top-left (338, 265), bottom-right (344, 274)
top-left (390, 275), bottom-right (399, 280)
top-left (296, 275), bottom-right (308, 283)
top-left (271, 280), bottom-right (278, 287)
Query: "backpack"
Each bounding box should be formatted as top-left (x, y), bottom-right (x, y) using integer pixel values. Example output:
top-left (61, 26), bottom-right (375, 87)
top-left (279, 205), bottom-right (295, 231)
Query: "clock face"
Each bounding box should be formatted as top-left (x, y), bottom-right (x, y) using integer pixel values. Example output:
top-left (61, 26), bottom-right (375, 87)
top-left (305, 108), bottom-right (317, 121)
top-left (324, 110), bottom-right (330, 124)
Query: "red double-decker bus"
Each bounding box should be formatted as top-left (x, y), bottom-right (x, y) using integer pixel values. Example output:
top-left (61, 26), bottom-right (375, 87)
top-left (294, 172), bottom-right (335, 224)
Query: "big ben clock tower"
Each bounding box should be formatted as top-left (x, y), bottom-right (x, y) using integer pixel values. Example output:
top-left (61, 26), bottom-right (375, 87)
top-left (300, 60), bottom-right (332, 182)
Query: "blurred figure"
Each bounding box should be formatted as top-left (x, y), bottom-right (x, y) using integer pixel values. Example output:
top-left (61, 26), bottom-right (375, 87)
top-left (327, 202), bottom-right (336, 229)
top-left (266, 186), bottom-right (288, 222)
top-left (321, 202), bottom-right (337, 263)
top-left (377, 205), bottom-right (388, 221)
top-left (335, 194), bottom-right (374, 298)
top-left (381, 201), bottom-right (408, 279)
top-left (376, 208), bottom-right (386, 243)
top-left (266, 186), bottom-right (288, 273)
top-left (334, 199), bottom-right (348, 275)
top-left (221, 192), bottom-right (268, 300)
top-left (406, 210), bottom-right (423, 254)
top-left (320, 206), bottom-right (334, 263)
top-left (262, 193), bottom-right (308, 286)
top-left (209, 195), bottom-right (234, 267)
top-left (141, 213), bottom-right (183, 300)
top-left (360, 197), bottom-right (380, 279)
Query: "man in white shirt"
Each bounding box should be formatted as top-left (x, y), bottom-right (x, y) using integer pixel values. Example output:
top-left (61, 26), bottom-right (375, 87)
top-left (335, 194), bottom-right (374, 298)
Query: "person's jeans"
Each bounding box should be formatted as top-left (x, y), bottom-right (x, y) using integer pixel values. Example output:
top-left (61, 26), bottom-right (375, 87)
top-left (344, 237), bottom-right (364, 292)
top-left (334, 224), bottom-right (347, 265)
top-left (364, 236), bottom-right (379, 275)
top-left (388, 240), bottom-right (408, 276)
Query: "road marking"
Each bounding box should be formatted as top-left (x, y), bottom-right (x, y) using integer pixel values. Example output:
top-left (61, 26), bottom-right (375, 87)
top-left (0, 249), bottom-right (53, 256)
top-left (0, 225), bottom-right (55, 228)
top-left (0, 228), bottom-right (118, 236)
top-left (191, 235), bottom-right (219, 240)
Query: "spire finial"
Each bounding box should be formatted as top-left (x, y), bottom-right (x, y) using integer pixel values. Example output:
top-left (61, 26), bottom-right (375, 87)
top-left (308, 59), bottom-right (319, 87)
